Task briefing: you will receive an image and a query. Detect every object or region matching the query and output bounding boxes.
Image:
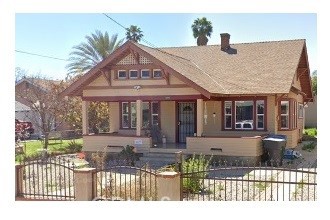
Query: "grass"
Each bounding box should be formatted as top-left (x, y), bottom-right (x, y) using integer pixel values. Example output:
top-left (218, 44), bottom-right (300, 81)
top-left (16, 138), bottom-right (83, 159)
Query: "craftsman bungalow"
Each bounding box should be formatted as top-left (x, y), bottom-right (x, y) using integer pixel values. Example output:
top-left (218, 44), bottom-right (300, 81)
top-left (62, 33), bottom-right (313, 161)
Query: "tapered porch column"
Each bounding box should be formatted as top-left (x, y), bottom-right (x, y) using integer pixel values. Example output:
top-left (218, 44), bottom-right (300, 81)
top-left (136, 100), bottom-right (142, 136)
top-left (82, 101), bottom-right (89, 135)
top-left (197, 99), bottom-right (204, 137)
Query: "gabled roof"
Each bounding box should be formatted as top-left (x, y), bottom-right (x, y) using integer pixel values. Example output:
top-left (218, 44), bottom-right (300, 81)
top-left (62, 39), bottom-right (313, 100)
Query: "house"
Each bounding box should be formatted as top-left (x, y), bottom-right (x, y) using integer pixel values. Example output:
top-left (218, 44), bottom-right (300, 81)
top-left (61, 33), bottom-right (313, 162)
top-left (15, 78), bottom-right (71, 137)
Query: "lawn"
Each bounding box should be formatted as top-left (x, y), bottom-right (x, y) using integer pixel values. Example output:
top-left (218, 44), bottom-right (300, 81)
top-left (17, 138), bottom-right (83, 157)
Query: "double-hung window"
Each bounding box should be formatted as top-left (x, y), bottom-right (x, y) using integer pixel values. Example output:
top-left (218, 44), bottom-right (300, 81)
top-left (224, 101), bottom-right (232, 129)
top-left (280, 101), bottom-right (290, 129)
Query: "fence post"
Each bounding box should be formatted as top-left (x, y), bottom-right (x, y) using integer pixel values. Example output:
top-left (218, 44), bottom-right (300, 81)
top-left (175, 151), bottom-right (183, 200)
top-left (157, 171), bottom-right (181, 201)
top-left (74, 168), bottom-right (96, 201)
top-left (15, 164), bottom-right (24, 198)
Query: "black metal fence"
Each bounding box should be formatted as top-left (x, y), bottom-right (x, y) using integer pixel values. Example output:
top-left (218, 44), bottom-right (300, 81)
top-left (17, 156), bottom-right (76, 200)
top-left (180, 159), bottom-right (317, 201)
top-left (93, 161), bottom-right (157, 201)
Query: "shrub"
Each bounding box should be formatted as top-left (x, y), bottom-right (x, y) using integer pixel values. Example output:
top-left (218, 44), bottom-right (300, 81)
top-left (182, 154), bottom-right (212, 193)
top-left (118, 145), bottom-right (138, 166)
top-left (66, 140), bottom-right (83, 153)
top-left (302, 141), bottom-right (316, 152)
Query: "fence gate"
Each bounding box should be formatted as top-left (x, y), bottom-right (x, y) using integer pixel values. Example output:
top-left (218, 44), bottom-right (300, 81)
top-left (94, 163), bottom-right (157, 201)
top-left (16, 157), bottom-right (76, 201)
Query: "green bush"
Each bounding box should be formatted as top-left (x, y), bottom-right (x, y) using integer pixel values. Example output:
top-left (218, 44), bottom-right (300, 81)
top-left (304, 128), bottom-right (317, 137)
top-left (119, 145), bottom-right (138, 166)
top-left (302, 141), bottom-right (316, 152)
top-left (182, 154), bottom-right (212, 193)
top-left (66, 140), bottom-right (83, 153)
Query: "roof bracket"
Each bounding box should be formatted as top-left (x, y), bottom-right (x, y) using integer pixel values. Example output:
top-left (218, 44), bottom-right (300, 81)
top-left (100, 68), bottom-right (111, 86)
top-left (275, 94), bottom-right (286, 106)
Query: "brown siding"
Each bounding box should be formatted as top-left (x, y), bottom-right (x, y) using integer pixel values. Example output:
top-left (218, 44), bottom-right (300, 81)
top-left (88, 75), bottom-right (109, 86)
top-left (83, 135), bottom-right (151, 153)
top-left (186, 136), bottom-right (263, 156)
top-left (160, 101), bottom-right (176, 143)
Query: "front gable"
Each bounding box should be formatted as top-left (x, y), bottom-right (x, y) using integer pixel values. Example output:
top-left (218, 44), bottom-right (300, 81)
top-left (62, 40), bottom-right (209, 99)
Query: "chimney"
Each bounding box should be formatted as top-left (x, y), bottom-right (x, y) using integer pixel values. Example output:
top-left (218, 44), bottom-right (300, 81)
top-left (220, 33), bottom-right (230, 51)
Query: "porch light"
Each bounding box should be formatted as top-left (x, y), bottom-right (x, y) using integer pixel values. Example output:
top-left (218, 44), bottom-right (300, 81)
top-left (133, 85), bottom-right (141, 90)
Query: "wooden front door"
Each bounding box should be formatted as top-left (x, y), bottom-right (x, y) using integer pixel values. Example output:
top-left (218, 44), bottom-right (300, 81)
top-left (177, 102), bottom-right (196, 143)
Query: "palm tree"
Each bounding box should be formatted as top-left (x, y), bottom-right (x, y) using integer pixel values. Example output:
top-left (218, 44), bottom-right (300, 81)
top-left (66, 30), bottom-right (124, 76)
top-left (191, 17), bottom-right (213, 46)
top-left (126, 25), bottom-right (143, 42)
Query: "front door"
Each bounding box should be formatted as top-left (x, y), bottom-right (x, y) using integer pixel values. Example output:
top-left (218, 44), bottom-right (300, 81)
top-left (178, 102), bottom-right (196, 143)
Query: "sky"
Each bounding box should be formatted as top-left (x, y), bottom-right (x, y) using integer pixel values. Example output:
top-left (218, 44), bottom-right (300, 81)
top-left (15, 13), bottom-right (317, 80)
top-left (1, 0), bottom-right (329, 219)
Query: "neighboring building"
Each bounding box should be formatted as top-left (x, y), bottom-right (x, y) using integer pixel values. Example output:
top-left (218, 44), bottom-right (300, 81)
top-left (62, 34), bottom-right (314, 161)
top-left (305, 95), bottom-right (317, 128)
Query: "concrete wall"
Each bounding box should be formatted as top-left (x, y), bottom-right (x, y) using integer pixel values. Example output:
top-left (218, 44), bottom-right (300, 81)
top-left (186, 136), bottom-right (263, 157)
top-left (83, 135), bottom-right (152, 153)
top-left (305, 95), bottom-right (317, 128)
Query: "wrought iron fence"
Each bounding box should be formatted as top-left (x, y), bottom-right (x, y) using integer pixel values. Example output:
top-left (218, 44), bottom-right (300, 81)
top-left (93, 160), bottom-right (157, 201)
top-left (180, 159), bottom-right (317, 201)
top-left (17, 156), bottom-right (76, 200)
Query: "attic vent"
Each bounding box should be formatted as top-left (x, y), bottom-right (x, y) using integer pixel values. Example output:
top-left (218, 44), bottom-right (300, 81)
top-left (117, 54), bottom-right (138, 65)
top-left (139, 55), bottom-right (152, 64)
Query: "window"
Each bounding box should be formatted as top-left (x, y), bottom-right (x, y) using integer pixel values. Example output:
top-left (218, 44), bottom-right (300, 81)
top-left (122, 102), bottom-right (129, 128)
top-left (131, 102), bottom-right (137, 128)
top-left (141, 69), bottom-right (151, 78)
top-left (292, 101), bottom-right (297, 129)
top-left (235, 101), bottom-right (253, 130)
top-left (256, 100), bottom-right (265, 130)
top-left (224, 101), bottom-right (232, 129)
top-left (118, 70), bottom-right (127, 79)
top-left (129, 70), bottom-right (138, 79)
top-left (121, 101), bottom-right (160, 129)
top-left (298, 103), bottom-right (304, 118)
top-left (153, 69), bottom-right (162, 78)
top-left (151, 102), bottom-right (159, 126)
top-left (280, 101), bottom-right (289, 129)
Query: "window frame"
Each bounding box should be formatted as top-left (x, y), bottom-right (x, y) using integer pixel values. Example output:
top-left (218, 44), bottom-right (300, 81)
top-left (151, 102), bottom-right (160, 126)
top-left (235, 100), bottom-right (254, 130)
top-left (153, 69), bottom-right (162, 78)
top-left (120, 101), bottom-right (160, 129)
top-left (256, 100), bottom-right (265, 130)
top-left (224, 101), bottom-right (232, 130)
top-left (222, 97), bottom-right (267, 131)
top-left (129, 70), bottom-right (139, 79)
top-left (280, 100), bottom-right (290, 130)
top-left (118, 70), bottom-right (127, 79)
top-left (298, 103), bottom-right (304, 119)
top-left (141, 69), bottom-right (151, 79)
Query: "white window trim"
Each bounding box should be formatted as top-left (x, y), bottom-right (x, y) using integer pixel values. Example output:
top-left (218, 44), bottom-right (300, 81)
top-left (153, 69), bottom-right (162, 78)
top-left (141, 69), bottom-right (151, 79)
top-left (224, 101), bottom-right (232, 129)
top-left (129, 70), bottom-right (139, 79)
top-left (118, 70), bottom-right (127, 79)
top-left (281, 101), bottom-right (289, 129)
top-left (122, 102), bottom-right (129, 128)
top-left (256, 100), bottom-right (264, 130)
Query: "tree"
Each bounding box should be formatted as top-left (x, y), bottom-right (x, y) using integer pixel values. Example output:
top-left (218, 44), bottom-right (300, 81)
top-left (15, 67), bottom-right (27, 83)
top-left (191, 17), bottom-right (213, 46)
top-left (311, 70), bottom-right (317, 96)
top-left (125, 25), bottom-right (143, 42)
top-left (16, 76), bottom-right (70, 151)
top-left (66, 30), bottom-right (124, 76)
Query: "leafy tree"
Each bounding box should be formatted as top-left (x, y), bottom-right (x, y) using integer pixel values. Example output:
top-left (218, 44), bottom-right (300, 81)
top-left (125, 25), bottom-right (143, 42)
top-left (66, 30), bottom-right (124, 76)
top-left (15, 76), bottom-right (70, 150)
top-left (88, 102), bottom-right (110, 134)
top-left (311, 70), bottom-right (317, 95)
top-left (191, 17), bottom-right (213, 46)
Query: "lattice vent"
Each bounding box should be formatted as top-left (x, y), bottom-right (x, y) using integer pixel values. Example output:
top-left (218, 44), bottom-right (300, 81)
top-left (117, 54), bottom-right (138, 65)
top-left (139, 55), bottom-right (152, 64)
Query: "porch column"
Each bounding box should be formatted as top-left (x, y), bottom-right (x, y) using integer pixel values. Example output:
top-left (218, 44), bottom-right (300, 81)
top-left (197, 99), bottom-right (204, 137)
top-left (109, 102), bottom-right (119, 133)
top-left (82, 101), bottom-right (89, 135)
top-left (136, 100), bottom-right (142, 136)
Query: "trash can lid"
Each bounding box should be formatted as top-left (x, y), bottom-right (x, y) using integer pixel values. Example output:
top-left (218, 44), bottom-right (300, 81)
top-left (263, 134), bottom-right (287, 140)
top-left (263, 137), bottom-right (286, 142)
